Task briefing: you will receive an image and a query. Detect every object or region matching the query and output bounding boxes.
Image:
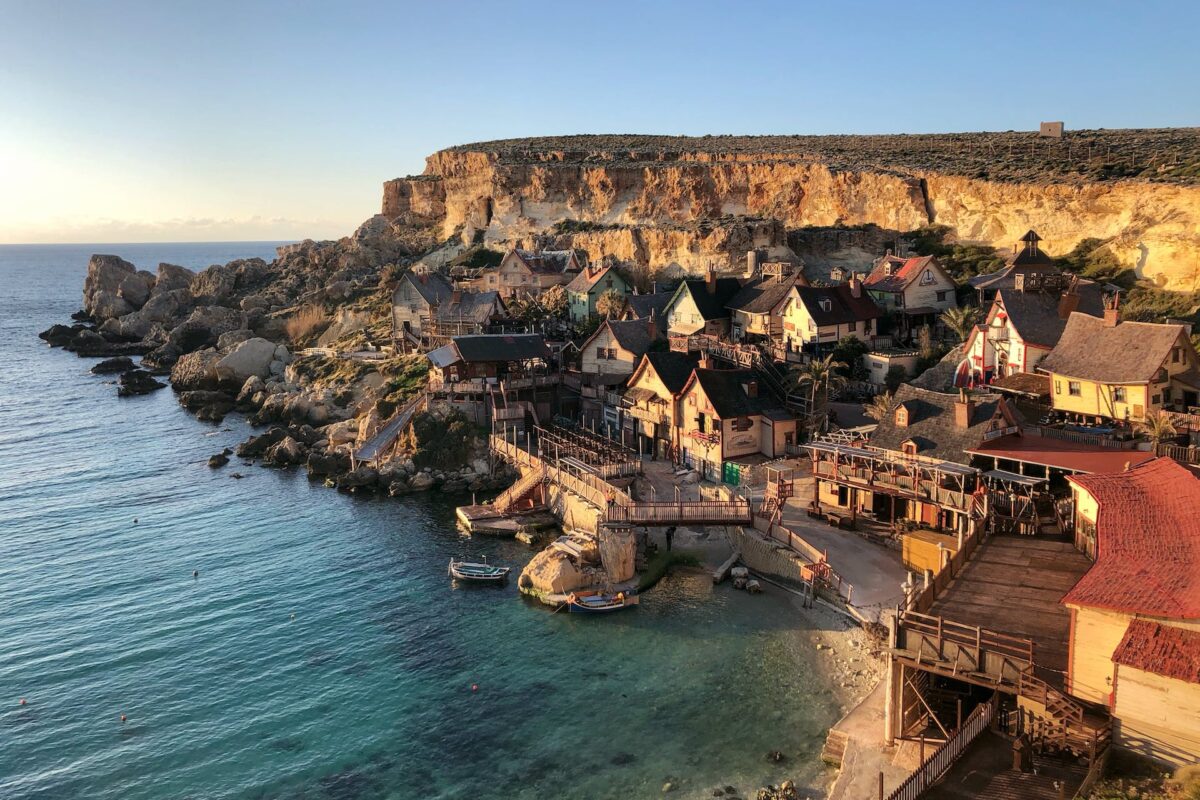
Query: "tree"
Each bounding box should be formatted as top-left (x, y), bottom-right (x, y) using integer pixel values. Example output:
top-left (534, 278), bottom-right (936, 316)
top-left (864, 392), bottom-right (897, 422)
top-left (539, 285), bottom-right (568, 318)
top-left (940, 306), bottom-right (980, 342)
top-left (595, 288), bottom-right (627, 319)
top-left (830, 336), bottom-right (869, 381)
top-left (1134, 409), bottom-right (1178, 445)
top-left (787, 354), bottom-right (848, 422)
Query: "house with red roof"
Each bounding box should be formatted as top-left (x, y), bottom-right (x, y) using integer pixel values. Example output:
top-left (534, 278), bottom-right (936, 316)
top-left (863, 252), bottom-right (958, 337)
top-left (1062, 457), bottom-right (1200, 765)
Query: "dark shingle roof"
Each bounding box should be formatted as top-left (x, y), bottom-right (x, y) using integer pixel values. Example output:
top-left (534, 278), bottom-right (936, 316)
top-left (1039, 313), bottom-right (1187, 383)
top-left (626, 291), bottom-right (673, 321)
top-left (565, 264), bottom-right (621, 293)
top-left (679, 278), bottom-right (744, 321)
top-left (994, 281), bottom-right (1107, 348)
top-left (605, 318), bottom-right (659, 356)
top-left (433, 333), bottom-right (550, 365)
top-left (689, 368), bottom-right (783, 419)
top-left (727, 274), bottom-right (800, 314)
top-left (515, 249), bottom-right (578, 275)
top-left (639, 351), bottom-right (699, 395)
top-left (868, 384), bottom-right (1009, 464)
top-left (435, 291), bottom-right (504, 325)
top-left (793, 284), bottom-right (882, 326)
top-left (1112, 620), bottom-right (1200, 683)
top-left (400, 271), bottom-right (454, 305)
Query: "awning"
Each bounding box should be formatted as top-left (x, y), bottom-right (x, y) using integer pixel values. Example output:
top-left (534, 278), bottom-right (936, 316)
top-left (624, 387), bottom-right (660, 404)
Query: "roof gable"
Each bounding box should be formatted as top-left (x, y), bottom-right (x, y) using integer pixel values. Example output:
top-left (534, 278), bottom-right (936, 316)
top-left (566, 264), bottom-right (627, 294)
top-left (675, 277), bottom-right (744, 321)
top-left (630, 351), bottom-right (700, 395)
top-left (395, 271), bottom-right (453, 305)
top-left (864, 255), bottom-right (951, 293)
top-left (727, 274), bottom-right (800, 315)
top-left (793, 284), bottom-right (883, 326)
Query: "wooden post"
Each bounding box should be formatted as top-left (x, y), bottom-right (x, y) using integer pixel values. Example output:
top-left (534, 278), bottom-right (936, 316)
top-left (919, 733), bottom-right (925, 764)
top-left (877, 771), bottom-right (884, 800)
top-left (957, 698), bottom-right (963, 731)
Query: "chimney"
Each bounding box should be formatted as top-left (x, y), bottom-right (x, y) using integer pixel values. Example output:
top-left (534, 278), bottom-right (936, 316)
top-left (1104, 294), bottom-right (1121, 327)
top-left (1058, 288), bottom-right (1080, 320)
top-left (746, 249), bottom-right (760, 278)
top-left (646, 309), bottom-right (657, 338)
top-left (743, 380), bottom-right (758, 398)
top-left (450, 289), bottom-right (462, 304)
top-left (954, 388), bottom-right (975, 429)
top-left (706, 265), bottom-right (717, 295)
top-left (849, 276), bottom-right (862, 299)
top-left (697, 354), bottom-right (710, 370)
top-left (419, 273), bottom-right (427, 284)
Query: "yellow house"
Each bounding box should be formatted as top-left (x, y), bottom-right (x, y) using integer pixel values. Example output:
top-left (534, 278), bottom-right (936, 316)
top-left (779, 280), bottom-right (883, 352)
top-left (1062, 458), bottom-right (1200, 766)
top-left (621, 351), bottom-right (699, 460)
top-left (663, 273), bottom-right (744, 337)
top-left (676, 367), bottom-right (797, 480)
top-left (1039, 308), bottom-right (1200, 422)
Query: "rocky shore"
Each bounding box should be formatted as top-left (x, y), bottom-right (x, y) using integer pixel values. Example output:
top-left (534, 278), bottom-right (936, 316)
top-left (40, 218), bottom-right (515, 497)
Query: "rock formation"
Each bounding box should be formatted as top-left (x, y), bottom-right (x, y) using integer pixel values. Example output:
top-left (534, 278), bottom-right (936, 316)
top-left (383, 131), bottom-right (1200, 289)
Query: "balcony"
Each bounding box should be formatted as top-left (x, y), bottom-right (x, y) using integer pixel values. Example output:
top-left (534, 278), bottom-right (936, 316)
top-left (626, 405), bottom-right (669, 426)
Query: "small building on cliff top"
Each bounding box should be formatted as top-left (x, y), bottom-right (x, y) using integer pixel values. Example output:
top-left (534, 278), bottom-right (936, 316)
top-left (1062, 457), bottom-right (1200, 766)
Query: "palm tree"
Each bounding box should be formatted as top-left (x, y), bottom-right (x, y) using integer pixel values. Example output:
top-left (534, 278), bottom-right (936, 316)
top-left (1134, 409), bottom-right (1178, 446)
top-left (595, 288), bottom-right (627, 319)
top-left (787, 354), bottom-right (848, 421)
top-left (864, 392), bottom-right (897, 422)
top-left (939, 306), bottom-right (979, 343)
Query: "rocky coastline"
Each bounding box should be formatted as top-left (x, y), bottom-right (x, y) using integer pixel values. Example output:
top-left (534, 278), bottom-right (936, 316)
top-left (40, 218), bottom-right (515, 498)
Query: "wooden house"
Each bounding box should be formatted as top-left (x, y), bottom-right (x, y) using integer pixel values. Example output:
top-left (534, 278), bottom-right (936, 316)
top-left (677, 367), bottom-right (797, 480)
top-left (621, 351), bottom-right (700, 460)
top-left (623, 291), bottom-right (673, 323)
top-left (426, 334), bottom-right (552, 386)
top-left (579, 317), bottom-right (661, 380)
top-left (566, 264), bottom-right (631, 323)
top-left (663, 272), bottom-right (744, 337)
top-left (969, 230), bottom-right (1062, 302)
top-left (1039, 305), bottom-right (1200, 422)
top-left (465, 248), bottom-right (581, 299)
top-left (962, 274), bottom-right (1107, 383)
top-left (779, 280), bottom-right (883, 353)
top-left (392, 271), bottom-right (505, 343)
top-left (863, 254), bottom-right (958, 334)
top-left (725, 268), bottom-right (803, 343)
top-left (1062, 458), bottom-right (1200, 766)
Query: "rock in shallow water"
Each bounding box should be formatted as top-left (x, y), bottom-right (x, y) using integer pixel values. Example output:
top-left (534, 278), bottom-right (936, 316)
top-left (91, 356), bottom-right (135, 374)
top-left (117, 369), bottom-right (166, 397)
top-left (208, 453), bottom-right (230, 468)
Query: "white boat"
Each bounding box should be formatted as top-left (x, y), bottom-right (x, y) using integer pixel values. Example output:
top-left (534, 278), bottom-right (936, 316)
top-left (448, 558), bottom-right (511, 583)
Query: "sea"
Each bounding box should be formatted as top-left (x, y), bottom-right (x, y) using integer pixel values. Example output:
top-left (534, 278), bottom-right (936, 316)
top-left (0, 243), bottom-right (843, 800)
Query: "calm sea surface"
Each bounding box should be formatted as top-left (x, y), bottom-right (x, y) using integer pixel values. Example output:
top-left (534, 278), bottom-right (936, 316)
top-left (0, 243), bottom-right (841, 800)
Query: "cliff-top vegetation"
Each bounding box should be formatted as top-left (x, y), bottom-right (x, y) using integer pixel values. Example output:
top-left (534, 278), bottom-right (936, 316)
top-left (442, 129), bottom-right (1200, 185)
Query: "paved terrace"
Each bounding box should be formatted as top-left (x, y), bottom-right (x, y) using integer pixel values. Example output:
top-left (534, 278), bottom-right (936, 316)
top-left (929, 535), bottom-right (1092, 683)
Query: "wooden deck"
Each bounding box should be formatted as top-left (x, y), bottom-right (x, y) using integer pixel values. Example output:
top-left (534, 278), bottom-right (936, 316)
top-left (930, 535), bottom-right (1092, 683)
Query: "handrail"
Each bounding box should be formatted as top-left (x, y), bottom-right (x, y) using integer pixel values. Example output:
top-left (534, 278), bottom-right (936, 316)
top-left (885, 698), bottom-right (996, 800)
top-left (899, 609), bottom-right (1036, 665)
top-left (491, 466), bottom-right (545, 513)
top-left (605, 499), bottom-right (752, 525)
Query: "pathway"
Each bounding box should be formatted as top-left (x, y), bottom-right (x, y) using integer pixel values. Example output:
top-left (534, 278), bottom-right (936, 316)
top-left (353, 392), bottom-right (427, 466)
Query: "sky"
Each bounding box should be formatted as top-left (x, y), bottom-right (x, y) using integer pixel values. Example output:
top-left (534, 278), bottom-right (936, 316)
top-left (1, 0), bottom-right (1197, 244)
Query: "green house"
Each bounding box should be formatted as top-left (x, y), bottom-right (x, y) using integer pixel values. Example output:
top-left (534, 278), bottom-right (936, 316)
top-left (566, 265), bottom-right (630, 323)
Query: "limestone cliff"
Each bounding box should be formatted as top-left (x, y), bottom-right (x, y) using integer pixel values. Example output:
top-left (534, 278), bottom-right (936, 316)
top-left (382, 131), bottom-right (1200, 289)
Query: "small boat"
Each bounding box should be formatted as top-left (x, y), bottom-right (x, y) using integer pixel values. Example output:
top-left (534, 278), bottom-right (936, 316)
top-left (448, 558), bottom-right (511, 583)
top-left (565, 590), bottom-right (639, 613)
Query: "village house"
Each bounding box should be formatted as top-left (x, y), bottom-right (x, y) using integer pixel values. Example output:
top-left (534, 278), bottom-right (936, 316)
top-left (970, 230), bottom-right (1063, 302)
top-left (1038, 304), bottom-right (1200, 422)
top-left (464, 248), bottom-right (582, 299)
top-left (621, 350), bottom-right (699, 460)
top-left (862, 252), bottom-right (958, 337)
top-left (677, 367), bottom-right (797, 482)
top-left (962, 273), bottom-right (1108, 384)
top-left (1061, 458), bottom-right (1200, 766)
top-left (725, 265), bottom-right (804, 344)
top-left (662, 271), bottom-right (744, 338)
top-left (425, 333), bottom-right (556, 427)
top-left (391, 271), bottom-right (505, 344)
top-left (565, 264), bottom-right (632, 323)
top-left (623, 290), bottom-right (673, 323)
top-left (575, 317), bottom-right (662, 433)
top-left (778, 279), bottom-right (883, 354)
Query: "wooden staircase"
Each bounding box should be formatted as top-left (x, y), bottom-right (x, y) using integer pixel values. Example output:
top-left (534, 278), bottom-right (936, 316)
top-left (758, 470), bottom-right (794, 524)
top-left (490, 466), bottom-right (546, 514)
top-left (1017, 672), bottom-right (1110, 758)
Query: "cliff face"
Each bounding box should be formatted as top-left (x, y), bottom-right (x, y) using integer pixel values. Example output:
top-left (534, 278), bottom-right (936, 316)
top-left (382, 133), bottom-right (1200, 289)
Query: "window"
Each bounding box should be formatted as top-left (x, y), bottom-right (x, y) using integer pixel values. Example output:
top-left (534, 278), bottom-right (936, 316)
top-left (1155, 368), bottom-right (1168, 383)
top-left (1068, 381), bottom-right (1081, 397)
top-left (1173, 347), bottom-right (1181, 363)
top-left (902, 441), bottom-right (918, 456)
top-left (920, 269), bottom-right (936, 285)
top-left (697, 414), bottom-right (707, 433)
top-left (607, 348), bottom-right (617, 359)
top-left (1112, 387), bottom-right (1126, 403)
top-left (819, 299), bottom-right (832, 312)
top-left (1055, 380), bottom-right (1062, 395)
top-left (936, 290), bottom-right (948, 302)
top-left (596, 347), bottom-right (608, 360)
top-left (1152, 395), bottom-right (1161, 405)
top-left (731, 417), bottom-right (753, 432)
top-left (848, 321), bottom-right (857, 332)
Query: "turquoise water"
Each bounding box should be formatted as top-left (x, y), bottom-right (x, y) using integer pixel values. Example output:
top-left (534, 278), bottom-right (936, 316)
top-left (0, 244), bottom-right (841, 799)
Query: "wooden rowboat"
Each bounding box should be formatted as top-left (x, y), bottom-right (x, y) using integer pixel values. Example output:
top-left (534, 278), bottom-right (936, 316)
top-left (448, 559), bottom-right (511, 582)
top-left (565, 590), bottom-right (639, 613)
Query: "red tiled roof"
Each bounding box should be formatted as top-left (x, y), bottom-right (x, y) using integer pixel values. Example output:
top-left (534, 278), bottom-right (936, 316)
top-left (1112, 620), bottom-right (1200, 684)
top-left (968, 430), bottom-right (1157, 474)
top-left (1063, 458), bottom-right (1200, 619)
top-left (864, 255), bottom-right (937, 293)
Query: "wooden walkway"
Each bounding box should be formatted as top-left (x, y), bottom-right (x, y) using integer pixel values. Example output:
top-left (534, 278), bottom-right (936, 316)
top-left (353, 392), bottom-right (427, 466)
top-left (921, 730), bottom-right (1088, 800)
top-left (930, 535), bottom-right (1092, 682)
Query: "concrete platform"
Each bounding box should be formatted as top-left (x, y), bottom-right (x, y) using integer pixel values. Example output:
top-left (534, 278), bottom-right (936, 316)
top-left (455, 505), bottom-right (557, 537)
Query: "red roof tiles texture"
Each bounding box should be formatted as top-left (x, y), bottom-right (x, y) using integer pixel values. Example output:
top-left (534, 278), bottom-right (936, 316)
top-left (1111, 620), bottom-right (1200, 684)
top-left (1063, 458), bottom-right (1200, 619)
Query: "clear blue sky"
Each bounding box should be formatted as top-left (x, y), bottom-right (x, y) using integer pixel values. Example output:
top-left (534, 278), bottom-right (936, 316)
top-left (1, 0), bottom-right (1196, 243)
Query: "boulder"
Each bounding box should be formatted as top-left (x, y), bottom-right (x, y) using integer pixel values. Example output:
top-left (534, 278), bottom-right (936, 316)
top-left (191, 264), bottom-right (237, 305)
top-left (408, 472), bottom-right (435, 491)
top-left (236, 427), bottom-right (288, 458)
top-left (117, 270), bottom-right (156, 309)
top-left (338, 466), bottom-right (380, 492)
top-left (170, 349), bottom-right (222, 392)
top-left (107, 287), bottom-right (195, 339)
top-left (39, 323), bottom-right (85, 347)
top-left (236, 375), bottom-right (267, 409)
top-left (117, 369), bottom-right (166, 397)
top-left (209, 453), bottom-right (230, 468)
top-left (91, 356), bottom-right (135, 374)
top-left (83, 254), bottom-right (136, 319)
top-left (264, 436), bottom-right (306, 467)
top-left (177, 390), bottom-right (236, 421)
top-left (65, 329), bottom-right (151, 357)
top-left (215, 337), bottom-right (277, 384)
top-left (320, 419), bottom-right (359, 446)
top-left (152, 263), bottom-right (195, 295)
top-left (307, 448), bottom-right (351, 478)
top-left (217, 329), bottom-right (255, 350)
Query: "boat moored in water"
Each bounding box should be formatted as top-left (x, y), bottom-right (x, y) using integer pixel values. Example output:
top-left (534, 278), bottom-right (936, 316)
top-left (448, 559), bottom-right (511, 582)
top-left (564, 590), bottom-right (639, 613)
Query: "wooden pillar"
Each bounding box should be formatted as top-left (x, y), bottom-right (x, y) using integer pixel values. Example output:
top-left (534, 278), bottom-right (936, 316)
top-left (883, 617), bottom-right (902, 746)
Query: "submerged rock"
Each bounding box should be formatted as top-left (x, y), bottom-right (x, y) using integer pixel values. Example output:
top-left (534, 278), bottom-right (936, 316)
top-left (208, 453), bottom-right (230, 468)
top-left (117, 369), bottom-right (166, 397)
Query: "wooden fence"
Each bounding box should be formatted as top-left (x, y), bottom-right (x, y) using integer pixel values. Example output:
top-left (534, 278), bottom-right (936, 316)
top-left (884, 697), bottom-right (996, 800)
top-left (904, 524), bottom-right (983, 613)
